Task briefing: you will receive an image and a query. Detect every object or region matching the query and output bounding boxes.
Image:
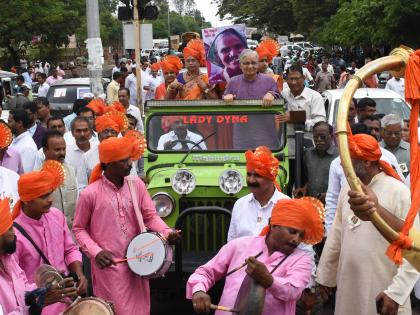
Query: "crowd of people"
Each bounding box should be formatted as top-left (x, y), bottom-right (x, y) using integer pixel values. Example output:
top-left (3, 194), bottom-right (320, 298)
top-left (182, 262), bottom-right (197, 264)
top-left (0, 36), bottom-right (417, 315)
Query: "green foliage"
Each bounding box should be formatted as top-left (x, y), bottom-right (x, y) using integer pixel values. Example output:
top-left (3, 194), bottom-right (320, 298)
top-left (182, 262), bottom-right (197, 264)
top-left (0, 0), bottom-right (85, 64)
top-left (315, 0), bottom-right (420, 47)
top-left (151, 0), bottom-right (211, 38)
top-left (214, 0), bottom-right (419, 47)
top-left (75, 0), bottom-right (122, 47)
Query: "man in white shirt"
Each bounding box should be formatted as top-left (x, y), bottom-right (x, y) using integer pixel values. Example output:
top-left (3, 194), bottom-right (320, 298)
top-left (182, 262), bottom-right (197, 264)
top-left (8, 109), bottom-right (38, 172)
top-left (324, 123), bottom-right (403, 234)
top-left (36, 73), bottom-right (50, 97)
top-left (63, 107), bottom-right (99, 147)
top-left (157, 116), bottom-right (207, 150)
top-left (228, 146), bottom-right (289, 241)
top-left (0, 166), bottom-right (19, 208)
top-left (79, 114), bottom-right (138, 183)
top-left (143, 64), bottom-right (163, 101)
top-left (385, 75), bottom-right (405, 98)
top-left (66, 117), bottom-right (97, 191)
top-left (125, 67), bottom-right (138, 106)
top-left (118, 88), bottom-right (144, 133)
top-left (278, 64), bottom-right (326, 193)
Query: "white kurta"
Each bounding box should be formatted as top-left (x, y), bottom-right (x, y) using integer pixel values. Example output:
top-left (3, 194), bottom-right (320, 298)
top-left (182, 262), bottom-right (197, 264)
top-left (317, 172), bottom-right (419, 315)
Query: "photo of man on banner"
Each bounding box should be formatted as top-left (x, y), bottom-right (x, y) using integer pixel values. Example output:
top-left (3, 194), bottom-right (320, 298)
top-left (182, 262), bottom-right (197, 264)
top-left (202, 24), bottom-right (248, 85)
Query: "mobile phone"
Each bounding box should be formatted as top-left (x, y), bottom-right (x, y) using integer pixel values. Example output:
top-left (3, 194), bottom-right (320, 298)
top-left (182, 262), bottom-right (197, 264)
top-left (376, 298), bottom-right (383, 314)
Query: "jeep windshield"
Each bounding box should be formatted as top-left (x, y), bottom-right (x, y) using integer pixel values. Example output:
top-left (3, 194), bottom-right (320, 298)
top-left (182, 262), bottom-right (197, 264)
top-left (147, 112), bottom-right (285, 152)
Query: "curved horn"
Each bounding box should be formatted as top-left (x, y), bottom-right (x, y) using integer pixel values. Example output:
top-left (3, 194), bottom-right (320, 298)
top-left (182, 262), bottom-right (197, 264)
top-left (336, 46), bottom-right (420, 269)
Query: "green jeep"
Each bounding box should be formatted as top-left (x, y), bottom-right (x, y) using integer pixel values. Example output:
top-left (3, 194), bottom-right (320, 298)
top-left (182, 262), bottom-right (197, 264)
top-left (145, 99), bottom-right (289, 313)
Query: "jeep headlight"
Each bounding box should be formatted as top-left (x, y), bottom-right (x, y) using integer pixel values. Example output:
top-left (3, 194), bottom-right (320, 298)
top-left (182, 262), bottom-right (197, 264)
top-left (219, 170), bottom-right (244, 194)
top-left (171, 170), bottom-right (196, 195)
top-left (152, 193), bottom-right (175, 217)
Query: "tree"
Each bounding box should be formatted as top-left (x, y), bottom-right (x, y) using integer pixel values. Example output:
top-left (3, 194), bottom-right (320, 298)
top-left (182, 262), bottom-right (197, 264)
top-left (75, 0), bottom-right (122, 48)
top-left (315, 0), bottom-right (420, 47)
top-left (0, 0), bottom-right (85, 65)
top-left (172, 0), bottom-right (196, 15)
top-left (151, 0), bottom-right (211, 38)
top-left (214, 0), bottom-right (296, 34)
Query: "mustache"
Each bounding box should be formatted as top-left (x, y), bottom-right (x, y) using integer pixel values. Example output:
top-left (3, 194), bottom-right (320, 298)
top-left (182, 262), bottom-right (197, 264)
top-left (247, 181), bottom-right (260, 188)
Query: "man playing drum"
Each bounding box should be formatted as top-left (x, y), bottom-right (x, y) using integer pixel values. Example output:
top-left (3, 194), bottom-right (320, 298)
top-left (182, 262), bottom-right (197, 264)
top-left (0, 198), bottom-right (78, 314)
top-left (73, 134), bottom-right (181, 315)
top-left (12, 160), bottom-right (87, 315)
top-left (187, 198), bottom-right (324, 315)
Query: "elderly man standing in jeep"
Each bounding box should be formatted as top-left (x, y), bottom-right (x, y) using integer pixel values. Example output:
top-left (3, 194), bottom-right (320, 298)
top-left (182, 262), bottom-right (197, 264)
top-left (223, 49), bottom-right (280, 150)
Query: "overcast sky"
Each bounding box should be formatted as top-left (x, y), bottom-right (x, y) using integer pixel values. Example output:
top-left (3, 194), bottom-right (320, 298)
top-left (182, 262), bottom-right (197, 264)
top-left (194, 1), bottom-right (232, 27)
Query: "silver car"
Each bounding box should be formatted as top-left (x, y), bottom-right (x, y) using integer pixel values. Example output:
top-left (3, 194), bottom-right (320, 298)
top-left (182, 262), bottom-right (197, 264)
top-left (46, 77), bottom-right (109, 115)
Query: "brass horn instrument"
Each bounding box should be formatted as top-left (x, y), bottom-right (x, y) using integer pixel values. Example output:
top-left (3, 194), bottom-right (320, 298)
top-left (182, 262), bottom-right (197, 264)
top-left (336, 46), bottom-right (420, 271)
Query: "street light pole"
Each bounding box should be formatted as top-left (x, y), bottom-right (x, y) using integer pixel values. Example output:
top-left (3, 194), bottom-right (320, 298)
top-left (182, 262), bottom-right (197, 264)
top-left (86, 0), bottom-right (104, 98)
top-left (133, 0), bottom-right (143, 115)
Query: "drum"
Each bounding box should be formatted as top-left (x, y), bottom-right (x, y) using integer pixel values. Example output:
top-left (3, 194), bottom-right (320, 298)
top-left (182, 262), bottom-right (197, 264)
top-left (62, 297), bottom-right (114, 315)
top-left (126, 232), bottom-right (173, 278)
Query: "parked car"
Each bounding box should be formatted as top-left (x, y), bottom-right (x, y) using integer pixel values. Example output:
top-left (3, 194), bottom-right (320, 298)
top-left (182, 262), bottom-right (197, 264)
top-left (247, 39), bottom-right (258, 49)
top-left (0, 70), bottom-right (18, 109)
top-left (46, 77), bottom-right (110, 116)
top-left (322, 88), bottom-right (411, 127)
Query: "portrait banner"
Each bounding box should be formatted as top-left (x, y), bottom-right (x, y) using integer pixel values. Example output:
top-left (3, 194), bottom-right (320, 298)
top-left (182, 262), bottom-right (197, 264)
top-left (202, 24), bottom-right (248, 85)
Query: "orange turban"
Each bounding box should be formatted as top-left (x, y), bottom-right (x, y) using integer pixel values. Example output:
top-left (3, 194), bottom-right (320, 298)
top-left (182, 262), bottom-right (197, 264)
top-left (87, 98), bottom-right (107, 115)
top-left (160, 55), bottom-right (183, 74)
top-left (108, 102), bottom-right (126, 114)
top-left (13, 161), bottom-right (65, 218)
top-left (183, 39), bottom-right (206, 66)
top-left (0, 123), bottom-right (13, 149)
top-left (260, 197), bottom-right (325, 245)
top-left (95, 111), bottom-right (128, 133)
top-left (256, 39), bottom-right (280, 63)
top-left (150, 63), bottom-right (161, 72)
top-left (245, 146), bottom-right (281, 191)
top-left (348, 133), bottom-right (401, 181)
top-left (0, 198), bottom-right (13, 236)
top-left (89, 133), bottom-right (146, 184)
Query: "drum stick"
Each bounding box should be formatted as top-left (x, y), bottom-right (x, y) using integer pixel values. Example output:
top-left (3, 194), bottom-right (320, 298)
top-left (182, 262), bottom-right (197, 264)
top-left (225, 251), bottom-right (263, 277)
top-left (210, 304), bottom-right (239, 313)
top-left (115, 252), bottom-right (153, 264)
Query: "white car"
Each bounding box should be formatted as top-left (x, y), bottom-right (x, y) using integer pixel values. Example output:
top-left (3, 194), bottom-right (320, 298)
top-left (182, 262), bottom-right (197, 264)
top-left (247, 39), bottom-right (258, 49)
top-left (322, 88), bottom-right (411, 127)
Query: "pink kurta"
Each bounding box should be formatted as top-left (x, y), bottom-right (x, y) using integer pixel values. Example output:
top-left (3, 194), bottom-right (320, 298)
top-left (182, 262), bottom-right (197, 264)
top-left (0, 254), bottom-right (36, 315)
top-left (187, 236), bottom-right (312, 315)
top-left (13, 208), bottom-right (82, 315)
top-left (72, 176), bottom-right (172, 315)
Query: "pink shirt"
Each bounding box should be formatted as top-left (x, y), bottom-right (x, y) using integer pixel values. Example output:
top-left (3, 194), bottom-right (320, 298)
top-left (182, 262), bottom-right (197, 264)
top-left (0, 254), bottom-right (36, 315)
top-left (187, 236), bottom-right (312, 315)
top-left (13, 208), bottom-right (82, 315)
top-left (73, 176), bottom-right (172, 315)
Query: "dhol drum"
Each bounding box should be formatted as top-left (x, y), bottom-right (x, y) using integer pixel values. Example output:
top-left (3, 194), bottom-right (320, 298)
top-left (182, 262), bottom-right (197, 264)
top-left (126, 232), bottom-right (173, 278)
top-left (62, 297), bottom-right (114, 315)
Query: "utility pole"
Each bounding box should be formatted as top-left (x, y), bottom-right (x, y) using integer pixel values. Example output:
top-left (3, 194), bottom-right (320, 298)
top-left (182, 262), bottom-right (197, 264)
top-left (86, 0), bottom-right (104, 98)
top-left (133, 0), bottom-right (143, 115)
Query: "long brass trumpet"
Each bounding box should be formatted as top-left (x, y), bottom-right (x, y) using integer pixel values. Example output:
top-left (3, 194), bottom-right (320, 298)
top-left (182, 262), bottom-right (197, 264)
top-left (336, 46), bottom-right (420, 271)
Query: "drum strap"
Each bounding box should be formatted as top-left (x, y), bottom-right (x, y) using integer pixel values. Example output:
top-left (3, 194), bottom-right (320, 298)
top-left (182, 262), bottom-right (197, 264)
top-left (127, 177), bottom-right (146, 232)
top-left (270, 254), bottom-right (290, 274)
top-left (13, 222), bottom-right (51, 265)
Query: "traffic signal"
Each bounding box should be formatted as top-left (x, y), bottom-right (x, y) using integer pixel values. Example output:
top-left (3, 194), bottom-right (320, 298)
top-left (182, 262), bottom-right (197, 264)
top-left (118, 0), bottom-right (159, 21)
